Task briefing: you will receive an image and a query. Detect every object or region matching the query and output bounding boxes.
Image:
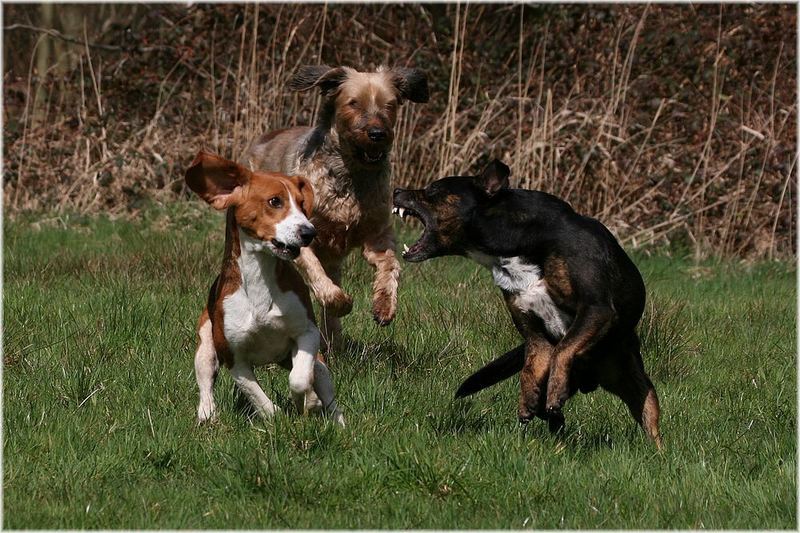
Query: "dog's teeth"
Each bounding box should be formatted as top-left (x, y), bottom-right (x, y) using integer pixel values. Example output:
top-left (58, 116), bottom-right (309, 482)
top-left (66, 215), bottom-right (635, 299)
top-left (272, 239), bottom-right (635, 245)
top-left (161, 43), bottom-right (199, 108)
top-left (398, 208), bottom-right (405, 218)
top-left (403, 244), bottom-right (410, 253)
top-left (392, 207), bottom-right (399, 215)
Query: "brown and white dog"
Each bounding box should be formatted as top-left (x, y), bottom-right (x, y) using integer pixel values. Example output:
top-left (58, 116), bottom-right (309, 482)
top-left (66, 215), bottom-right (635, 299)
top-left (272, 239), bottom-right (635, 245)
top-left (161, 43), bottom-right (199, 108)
top-left (241, 65), bottom-right (429, 350)
top-left (186, 151), bottom-right (344, 426)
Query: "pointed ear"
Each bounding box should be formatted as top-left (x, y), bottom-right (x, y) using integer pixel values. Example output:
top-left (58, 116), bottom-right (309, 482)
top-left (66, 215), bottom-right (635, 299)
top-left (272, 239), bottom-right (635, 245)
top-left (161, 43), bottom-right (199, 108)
top-left (288, 65), bottom-right (348, 97)
top-left (185, 151), bottom-right (250, 210)
top-left (287, 175), bottom-right (314, 218)
top-left (476, 159), bottom-right (510, 197)
top-left (389, 67), bottom-right (429, 103)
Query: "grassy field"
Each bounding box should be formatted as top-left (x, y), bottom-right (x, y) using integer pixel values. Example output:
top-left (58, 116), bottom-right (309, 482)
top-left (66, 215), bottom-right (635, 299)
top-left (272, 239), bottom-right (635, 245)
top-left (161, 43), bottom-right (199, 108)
top-left (3, 209), bottom-right (796, 529)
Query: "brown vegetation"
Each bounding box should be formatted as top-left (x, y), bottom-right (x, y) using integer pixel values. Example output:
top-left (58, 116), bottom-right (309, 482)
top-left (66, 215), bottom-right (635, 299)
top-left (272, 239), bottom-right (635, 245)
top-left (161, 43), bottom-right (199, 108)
top-left (3, 4), bottom-right (796, 258)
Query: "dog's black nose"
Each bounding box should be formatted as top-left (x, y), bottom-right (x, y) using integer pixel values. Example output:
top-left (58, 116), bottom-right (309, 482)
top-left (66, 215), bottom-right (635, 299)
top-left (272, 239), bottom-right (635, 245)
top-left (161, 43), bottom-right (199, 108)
top-left (368, 127), bottom-right (387, 142)
top-left (299, 225), bottom-right (317, 246)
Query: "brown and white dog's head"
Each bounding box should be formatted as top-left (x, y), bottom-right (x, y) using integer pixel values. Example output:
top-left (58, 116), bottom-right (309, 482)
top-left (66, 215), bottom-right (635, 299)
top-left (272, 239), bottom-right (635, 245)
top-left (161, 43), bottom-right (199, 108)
top-left (289, 65), bottom-right (429, 166)
top-left (185, 151), bottom-right (316, 260)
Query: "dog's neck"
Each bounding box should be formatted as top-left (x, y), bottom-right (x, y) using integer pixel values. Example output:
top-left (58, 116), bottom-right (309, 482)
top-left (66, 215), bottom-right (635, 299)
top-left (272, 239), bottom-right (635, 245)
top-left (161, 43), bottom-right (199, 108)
top-left (235, 228), bottom-right (280, 307)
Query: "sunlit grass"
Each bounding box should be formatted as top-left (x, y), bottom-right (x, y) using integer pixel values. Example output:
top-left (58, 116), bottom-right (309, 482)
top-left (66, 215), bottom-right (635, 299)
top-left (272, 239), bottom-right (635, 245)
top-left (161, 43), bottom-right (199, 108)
top-left (3, 211), bottom-right (795, 528)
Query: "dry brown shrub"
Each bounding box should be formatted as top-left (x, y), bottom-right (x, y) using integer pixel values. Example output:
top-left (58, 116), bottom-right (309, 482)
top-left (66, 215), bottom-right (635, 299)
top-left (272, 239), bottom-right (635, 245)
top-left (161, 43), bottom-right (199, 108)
top-left (3, 4), bottom-right (796, 258)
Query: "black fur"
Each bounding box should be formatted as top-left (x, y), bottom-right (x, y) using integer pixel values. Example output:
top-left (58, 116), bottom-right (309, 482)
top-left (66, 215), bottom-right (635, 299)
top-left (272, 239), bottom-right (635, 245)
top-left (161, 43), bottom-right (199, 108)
top-left (454, 343), bottom-right (525, 398)
top-left (390, 67), bottom-right (430, 103)
top-left (393, 159), bottom-right (662, 446)
top-left (288, 65), bottom-right (347, 96)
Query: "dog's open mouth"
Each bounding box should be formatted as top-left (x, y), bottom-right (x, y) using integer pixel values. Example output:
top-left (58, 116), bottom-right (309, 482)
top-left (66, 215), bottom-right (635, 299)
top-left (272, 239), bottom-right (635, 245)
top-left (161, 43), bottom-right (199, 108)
top-left (391, 203), bottom-right (432, 262)
top-left (359, 149), bottom-right (386, 164)
top-left (270, 239), bottom-right (301, 260)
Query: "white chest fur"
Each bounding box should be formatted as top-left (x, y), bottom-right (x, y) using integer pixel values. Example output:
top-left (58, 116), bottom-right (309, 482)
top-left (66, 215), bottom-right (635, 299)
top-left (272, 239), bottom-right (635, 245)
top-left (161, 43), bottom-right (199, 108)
top-left (222, 232), bottom-right (312, 366)
top-left (470, 252), bottom-right (571, 339)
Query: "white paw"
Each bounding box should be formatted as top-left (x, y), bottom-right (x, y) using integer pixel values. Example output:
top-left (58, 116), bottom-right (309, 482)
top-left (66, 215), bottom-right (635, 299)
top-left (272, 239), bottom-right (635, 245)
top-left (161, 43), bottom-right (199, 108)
top-left (197, 402), bottom-right (217, 425)
top-left (305, 390), bottom-right (324, 414)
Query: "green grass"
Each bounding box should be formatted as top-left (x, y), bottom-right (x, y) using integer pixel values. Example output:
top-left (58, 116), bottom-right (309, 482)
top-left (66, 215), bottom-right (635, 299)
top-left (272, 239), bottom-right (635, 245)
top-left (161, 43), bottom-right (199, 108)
top-left (4, 209), bottom-right (796, 529)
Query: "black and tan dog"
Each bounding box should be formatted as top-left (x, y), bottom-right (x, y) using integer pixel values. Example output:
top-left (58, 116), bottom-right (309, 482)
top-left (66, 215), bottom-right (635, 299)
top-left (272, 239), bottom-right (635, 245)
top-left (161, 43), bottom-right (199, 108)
top-left (392, 160), bottom-right (662, 448)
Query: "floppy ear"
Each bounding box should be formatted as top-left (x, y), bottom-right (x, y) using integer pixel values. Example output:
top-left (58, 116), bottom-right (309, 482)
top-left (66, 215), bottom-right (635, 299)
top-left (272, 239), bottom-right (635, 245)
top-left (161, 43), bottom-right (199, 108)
top-left (288, 65), bottom-right (348, 97)
top-left (476, 159), bottom-right (510, 197)
top-left (185, 151), bottom-right (250, 210)
top-left (287, 175), bottom-right (314, 217)
top-left (390, 67), bottom-right (429, 103)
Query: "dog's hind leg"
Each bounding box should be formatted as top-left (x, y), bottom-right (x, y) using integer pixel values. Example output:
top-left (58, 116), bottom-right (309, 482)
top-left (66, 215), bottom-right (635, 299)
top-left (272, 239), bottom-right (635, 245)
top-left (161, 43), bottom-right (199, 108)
top-left (601, 333), bottom-right (663, 449)
top-left (320, 314), bottom-right (342, 354)
top-left (195, 313), bottom-right (219, 424)
top-left (230, 363), bottom-right (279, 419)
top-left (311, 360), bottom-right (345, 426)
top-left (315, 261), bottom-right (346, 353)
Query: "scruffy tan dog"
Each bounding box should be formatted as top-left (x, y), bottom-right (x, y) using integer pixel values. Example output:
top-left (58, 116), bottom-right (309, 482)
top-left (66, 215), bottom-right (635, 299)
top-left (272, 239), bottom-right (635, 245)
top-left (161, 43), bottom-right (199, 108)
top-left (242, 65), bottom-right (429, 350)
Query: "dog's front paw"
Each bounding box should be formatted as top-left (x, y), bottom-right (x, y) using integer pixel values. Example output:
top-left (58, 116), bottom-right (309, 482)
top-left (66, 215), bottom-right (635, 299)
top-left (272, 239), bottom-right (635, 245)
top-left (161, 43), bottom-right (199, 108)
top-left (304, 390), bottom-right (324, 414)
top-left (545, 376), bottom-right (569, 416)
top-left (372, 292), bottom-right (396, 326)
top-left (544, 401), bottom-right (563, 420)
top-left (519, 380), bottom-right (544, 417)
top-left (319, 286), bottom-right (353, 316)
top-left (197, 402), bottom-right (217, 425)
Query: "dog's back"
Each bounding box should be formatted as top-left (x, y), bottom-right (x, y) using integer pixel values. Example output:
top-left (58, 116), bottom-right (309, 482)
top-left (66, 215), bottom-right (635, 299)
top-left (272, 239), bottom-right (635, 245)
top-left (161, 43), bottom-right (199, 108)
top-left (243, 126), bottom-right (310, 175)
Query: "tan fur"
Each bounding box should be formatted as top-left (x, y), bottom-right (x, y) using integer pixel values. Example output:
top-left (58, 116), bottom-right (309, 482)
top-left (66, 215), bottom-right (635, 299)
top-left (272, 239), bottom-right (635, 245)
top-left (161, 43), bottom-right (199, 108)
top-left (242, 65), bottom-right (428, 349)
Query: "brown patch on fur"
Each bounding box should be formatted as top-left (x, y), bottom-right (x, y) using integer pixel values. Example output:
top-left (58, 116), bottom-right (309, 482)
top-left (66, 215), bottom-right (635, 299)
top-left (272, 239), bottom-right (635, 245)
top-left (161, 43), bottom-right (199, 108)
top-left (519, 336), bottom-right (555, 422)
top-left (401, 191), bottom-right (464, 249)
top-left (545, 307), bottom-right (616, 413)
top-left (205, 209), bottom-right (242, 368)
top-left (432, 194), bottom-right (465, 247)
top-left (285, 174), bottom-right (314, 217)
top-left (544, 255), bottom-right (574, 303)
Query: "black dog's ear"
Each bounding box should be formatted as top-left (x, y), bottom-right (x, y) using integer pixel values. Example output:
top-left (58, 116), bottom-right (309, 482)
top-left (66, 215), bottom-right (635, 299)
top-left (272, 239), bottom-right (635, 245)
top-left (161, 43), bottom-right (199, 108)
top-left (288, 65), bottom-right (347, 96)
top-left (389, 67), bottom-right (429, 103)
top-left (476, 159), bottom-right (510, 197)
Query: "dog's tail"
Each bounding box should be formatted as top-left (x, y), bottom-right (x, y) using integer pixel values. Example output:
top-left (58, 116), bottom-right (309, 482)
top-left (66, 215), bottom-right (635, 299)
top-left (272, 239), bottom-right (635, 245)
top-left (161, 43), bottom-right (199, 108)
top-left (455, 343), bottom-right (526, 398)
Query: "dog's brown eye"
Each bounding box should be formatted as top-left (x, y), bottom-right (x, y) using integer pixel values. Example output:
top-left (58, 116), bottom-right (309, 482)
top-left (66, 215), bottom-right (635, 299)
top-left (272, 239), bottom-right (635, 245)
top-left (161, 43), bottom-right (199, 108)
top-left (348, 99), bottom-right (359, 108)
top-left (268, 197), bottom-right (282, 209)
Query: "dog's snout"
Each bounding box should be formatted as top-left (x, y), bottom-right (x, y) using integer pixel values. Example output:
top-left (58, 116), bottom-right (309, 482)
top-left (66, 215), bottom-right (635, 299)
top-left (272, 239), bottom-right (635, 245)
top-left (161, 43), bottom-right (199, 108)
top-left (393, 188), bottom-right (412, 203)
top-left (367, 127), bottom-right (387, 142)
top-left (299, 225), bottom-right (317, 246)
